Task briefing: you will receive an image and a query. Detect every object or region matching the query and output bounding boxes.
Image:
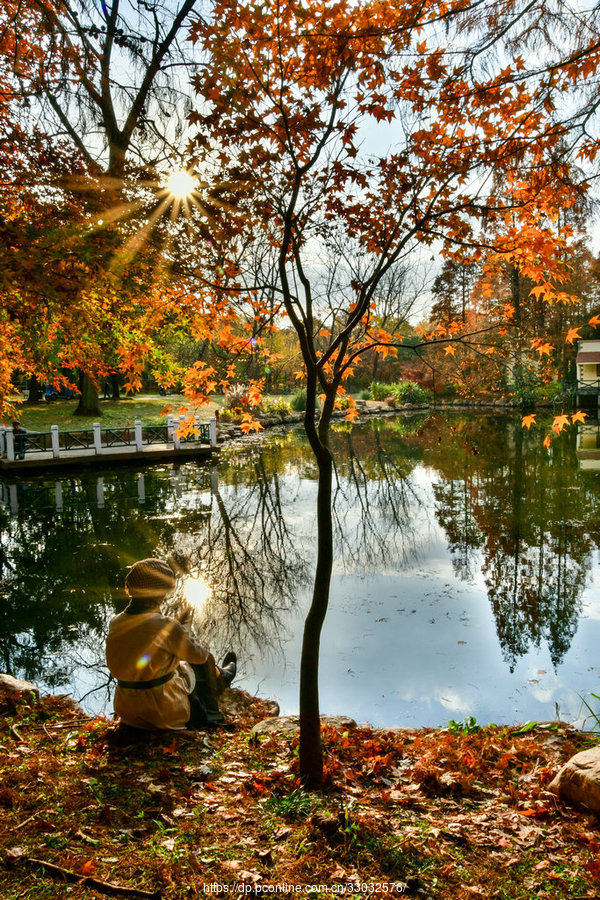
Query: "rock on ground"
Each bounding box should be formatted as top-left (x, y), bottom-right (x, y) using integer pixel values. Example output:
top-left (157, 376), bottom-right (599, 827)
top-left (252, 714), bottom-right (357, 735)
top-left (220, 688), bottom-right (279, 726)
top-left (0, 673), bottom-right (39, 697)
top-left (549, 746), bottom-right (600, 813)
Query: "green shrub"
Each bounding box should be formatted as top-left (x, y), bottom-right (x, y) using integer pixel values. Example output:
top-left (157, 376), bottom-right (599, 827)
top-left (360, 389), bottom-right (371, 400)
top-left (261, 397), bottom-right (292, 416)
top-left (391, 380), bottom-right (432, 405)
top-left (290, 388), bottom-right (307, 411)
top-left (512, 367), bottom-right (539, 409)
top-left (218, 408), bottom-right (241, 423)
top-left (369, 381), bottom-right (390, 401)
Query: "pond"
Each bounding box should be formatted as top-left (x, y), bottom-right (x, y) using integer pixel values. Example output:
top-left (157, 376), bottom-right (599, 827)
top-left (1, 412), bottom-right (600, 730)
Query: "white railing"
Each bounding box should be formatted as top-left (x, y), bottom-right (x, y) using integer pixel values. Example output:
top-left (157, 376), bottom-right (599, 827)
top-left (0, 414), bottom-right (217, 462)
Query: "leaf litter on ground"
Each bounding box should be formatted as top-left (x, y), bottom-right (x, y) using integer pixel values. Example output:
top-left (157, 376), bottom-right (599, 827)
top-left (1, 688), bottom-right (599, 899)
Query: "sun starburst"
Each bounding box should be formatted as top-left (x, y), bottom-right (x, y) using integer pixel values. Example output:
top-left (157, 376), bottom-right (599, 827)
top-left (164, 169), bottom-right (197, 199)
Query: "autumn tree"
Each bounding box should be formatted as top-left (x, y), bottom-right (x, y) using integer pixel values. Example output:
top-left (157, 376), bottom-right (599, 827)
top-left (0, 0), bottom-right (206, 414)
top-left (185, 0), bottom-right (600, 784)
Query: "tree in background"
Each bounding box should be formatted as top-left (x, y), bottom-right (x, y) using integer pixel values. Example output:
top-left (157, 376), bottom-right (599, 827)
top-left (0, 0), bottom-right (208, 414)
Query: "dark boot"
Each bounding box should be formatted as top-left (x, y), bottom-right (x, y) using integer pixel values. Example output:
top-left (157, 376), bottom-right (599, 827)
top-left (218, 651), bottom-right (237, 690)
top-left (188, 656), bottom-right (226, 727)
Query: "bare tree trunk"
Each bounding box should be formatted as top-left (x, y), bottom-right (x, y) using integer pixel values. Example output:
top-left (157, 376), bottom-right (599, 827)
top-left (299, 447), bottom-right (333, 788)
top-left (74, 373), bottom-right (101, 417)
top-left (110, 373), bottom-right (121, 400)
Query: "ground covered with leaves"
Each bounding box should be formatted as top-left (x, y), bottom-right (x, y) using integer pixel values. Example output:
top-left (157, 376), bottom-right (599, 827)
top-left (1, 689), bottom-right (599, 900)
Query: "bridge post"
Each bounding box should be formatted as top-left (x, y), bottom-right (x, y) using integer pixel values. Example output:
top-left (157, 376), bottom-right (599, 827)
top-left (167, 414), bottom-right (175, 442)
top-left (93, 422), bottom-right (102, 455)
top-left (134, 419), bottom-right (143, 452)
top-left (5, 431), bottom-right (15, 462)
top-left (51, 425), bottom-right (60, 459)
top-left (209, 417), bottom-right (217, 448)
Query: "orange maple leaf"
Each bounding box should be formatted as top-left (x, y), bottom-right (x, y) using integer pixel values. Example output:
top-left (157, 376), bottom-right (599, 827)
top-left (445, 345), bottom-right (456, 356)
top-left (521, 414), bottom-right (536, 430)
top-left (571, 410), bottom-right (587, 424)
top-left (529, 285), bottom-right (546, 300)
top-left (77, 860), bottom-right (97, 876)
top-left (589, 315), bottom-right (600, 328)
top-left (552, 414), bottom-right (570, 435)
top-left (543, 435), bottom-right (551, 450)
top-left (565, 327), bottom-right (581, 344)
top-left (239, 414), bottom-right (263, 434)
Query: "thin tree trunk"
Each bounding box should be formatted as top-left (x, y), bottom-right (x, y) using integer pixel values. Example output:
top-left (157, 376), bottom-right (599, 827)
top-left (74, 373), bottom-right (101, 417)
top-left (299, 448), bottom-right (334, 788)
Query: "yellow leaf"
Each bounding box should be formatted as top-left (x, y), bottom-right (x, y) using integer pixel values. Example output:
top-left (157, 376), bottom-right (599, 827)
top-left (589, 314), bottom-right (600, 328)
top-left (445, 345), bottom-right (456, 356)
top-left (552, 414), bottom-right (570, 435)
top-left (521, 414), bottom-right (536, 430)
top-left (543, 435), bottom-right (551, 450)
top-left (571, 410), bottom-right (587, 424)
top-left (529, 285), bottom-right (546, 300)
top-left (565, 327), bottom-right (581, 345)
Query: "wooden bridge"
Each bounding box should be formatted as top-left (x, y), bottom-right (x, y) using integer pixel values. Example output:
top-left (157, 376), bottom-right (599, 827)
top-left (0, 416), bottom-right (217, 472)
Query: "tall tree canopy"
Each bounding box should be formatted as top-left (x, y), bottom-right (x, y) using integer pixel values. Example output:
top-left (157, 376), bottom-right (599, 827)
top-left (0, 0), bottom-right (205, 412)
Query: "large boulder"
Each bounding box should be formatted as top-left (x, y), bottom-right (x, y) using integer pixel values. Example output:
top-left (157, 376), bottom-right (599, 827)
top-left (0, 674), bottom-right (39, 698)
top-left (549, 747), bottom-right (600, 813)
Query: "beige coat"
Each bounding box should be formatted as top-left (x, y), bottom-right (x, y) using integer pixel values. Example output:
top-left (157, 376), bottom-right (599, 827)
top-left (106, 611), bottom-right (210, 730)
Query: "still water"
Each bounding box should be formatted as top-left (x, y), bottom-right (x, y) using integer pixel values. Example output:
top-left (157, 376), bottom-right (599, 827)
top-left (1, 412), bottom-right (600, 729)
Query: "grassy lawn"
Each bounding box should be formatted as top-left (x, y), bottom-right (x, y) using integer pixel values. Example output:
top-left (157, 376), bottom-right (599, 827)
top-left (5, 394), bottom-right (224, 432)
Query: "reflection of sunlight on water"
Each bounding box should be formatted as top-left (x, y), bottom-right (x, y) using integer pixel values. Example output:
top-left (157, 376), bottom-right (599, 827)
top-left (183, 575), bottom-right (212, 612)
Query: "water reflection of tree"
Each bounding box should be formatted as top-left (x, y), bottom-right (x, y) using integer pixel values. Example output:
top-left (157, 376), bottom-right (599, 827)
top-left (423, 415), bottom-right (596, 669)
top-left (433, 475), bottom-right (483, 582)
top-left (329, 420), bottom-right (426, 570)
top-left (0, 466), bottom-right (212, 692)
top-left (165, 454), bottom-right (311, 662)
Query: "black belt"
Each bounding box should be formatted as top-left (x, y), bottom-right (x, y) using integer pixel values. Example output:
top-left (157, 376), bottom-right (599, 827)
top-left (117, 671), bottom-right (175, 690)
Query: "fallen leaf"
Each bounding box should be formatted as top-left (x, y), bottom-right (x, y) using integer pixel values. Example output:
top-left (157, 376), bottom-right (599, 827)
top-left (76, 860), bottom-right (97, 876)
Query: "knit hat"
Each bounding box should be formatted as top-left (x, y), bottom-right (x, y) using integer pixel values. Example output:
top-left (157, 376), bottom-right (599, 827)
top-left (125, 558), bottom-right (176, 600)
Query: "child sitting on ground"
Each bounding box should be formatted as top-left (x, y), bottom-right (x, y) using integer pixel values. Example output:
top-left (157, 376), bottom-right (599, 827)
top-left (105, 558), bottom-right (237, 730)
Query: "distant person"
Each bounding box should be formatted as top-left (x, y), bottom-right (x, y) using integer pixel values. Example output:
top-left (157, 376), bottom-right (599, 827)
top-left (103, 381), bottom-right (111, 400)
top-left (12, 421), bottom-right (27, 460)
top-left (105, 558), bottom-right (237, 731)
